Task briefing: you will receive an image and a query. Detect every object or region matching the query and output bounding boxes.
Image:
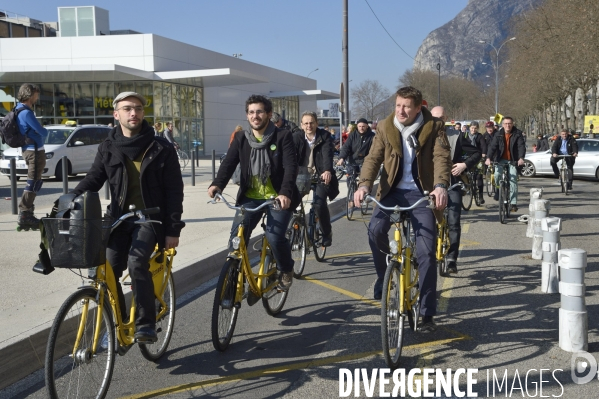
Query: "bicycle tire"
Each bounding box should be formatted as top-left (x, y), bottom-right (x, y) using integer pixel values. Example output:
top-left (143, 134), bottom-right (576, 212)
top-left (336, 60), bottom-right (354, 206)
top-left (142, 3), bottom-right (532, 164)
top-left (461, 176), bottom-right (473, 211)
top-left (211, 259), bottom-right (240, 351)
top-left (381, 261), bottom-right (405, 369)
top-left (561, 169), bottom-right (568, 195)
top-left (504, 181), bottom-right (511, 219)
top-left (288, 217), bottom-right (307, 278)
top-left (178, 150), bottom-right (190, 170)
top-left (335, 166), bottom-right (345, 181)
top-left (498, 182), bottom-right (506, 224)
top-left (139, 271), bottom-right (176, 361)
top-left (45, 287), bottom-right (115, 399)
top-left (262, 252), bottom-right (289, 315)
top-left (486, 170), bottom-right (496, 197)
top-left (346, 182), bottom-right (356, 220)
top-left (313, 220), bottom-right (327, 262)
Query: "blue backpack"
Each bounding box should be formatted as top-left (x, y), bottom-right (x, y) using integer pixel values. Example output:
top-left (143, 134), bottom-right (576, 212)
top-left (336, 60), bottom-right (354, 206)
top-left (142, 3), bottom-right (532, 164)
top-left (0, 107), bottom-right (29, 148)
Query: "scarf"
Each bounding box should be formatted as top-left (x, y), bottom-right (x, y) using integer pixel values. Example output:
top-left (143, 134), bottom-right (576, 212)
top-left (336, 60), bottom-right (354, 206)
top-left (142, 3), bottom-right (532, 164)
top-left (244, 121), bottom-right (276, 185)
top-left (466, 131), bottom-right (476, 146)
top-left (393, 112), bottom-right (424, 190)
top-left (109, 121), bottom-right (155, 160)
top-left (393, 112), bottom-right (424, 147)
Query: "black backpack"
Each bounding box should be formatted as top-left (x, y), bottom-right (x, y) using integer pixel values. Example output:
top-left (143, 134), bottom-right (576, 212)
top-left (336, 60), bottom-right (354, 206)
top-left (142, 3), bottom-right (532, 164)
top-left (0, 107), bottom-right (29, 148)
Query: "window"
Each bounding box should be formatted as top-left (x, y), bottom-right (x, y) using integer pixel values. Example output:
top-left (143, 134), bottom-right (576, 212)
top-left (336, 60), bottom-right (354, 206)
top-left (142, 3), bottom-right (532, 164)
top-left (59, 8), bottom-right (77, 37)
top-left (0, 21), bottom-right (9, 38)
top-left (74, 83), bottom-right (94, 116)
top-left (77, 7), bottom-right (94, 36)
top-left (94, 83), bottom-right (114, 116)
top-left (54, 83), bottom-right (75, 123)
top-left (583, 141), bottom-right (599, 152)
top-left (92, 128), bottom-right (110, 144)
top-left (11, 24), bottom-right (25, 38)
top-left (70, 127), bottom-right (94, 146)
top-left (45, 129), bottom-right (74, 145)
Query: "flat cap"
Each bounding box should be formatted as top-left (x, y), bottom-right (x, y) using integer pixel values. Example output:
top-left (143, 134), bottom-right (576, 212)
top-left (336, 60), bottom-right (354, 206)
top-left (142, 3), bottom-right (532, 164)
top-left (113, 91), bottom-right (147, 108)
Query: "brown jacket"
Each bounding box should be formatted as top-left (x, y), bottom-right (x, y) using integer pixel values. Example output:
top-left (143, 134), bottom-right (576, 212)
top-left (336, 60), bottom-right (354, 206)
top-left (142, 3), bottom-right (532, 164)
top-left (358, 106), bottom-right (452, 221)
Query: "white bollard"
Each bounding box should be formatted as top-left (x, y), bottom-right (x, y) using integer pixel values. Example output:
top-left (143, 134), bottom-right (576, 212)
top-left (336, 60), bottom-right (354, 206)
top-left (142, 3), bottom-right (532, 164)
top-left (540, 217), bottom-right (561, 293)
top-left (532, 200), bottom-right (550, 259)
top-left (526, 189), bottom-right (543, 238)
top-left (558, 248), bottom-right (588, 352)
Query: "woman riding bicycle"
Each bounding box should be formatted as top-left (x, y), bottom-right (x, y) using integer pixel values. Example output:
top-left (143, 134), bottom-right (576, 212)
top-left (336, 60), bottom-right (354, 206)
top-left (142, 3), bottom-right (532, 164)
top-left (292, 111), bottom-right (339, 247)
top-left (208, 95), bottom-right (301, 291)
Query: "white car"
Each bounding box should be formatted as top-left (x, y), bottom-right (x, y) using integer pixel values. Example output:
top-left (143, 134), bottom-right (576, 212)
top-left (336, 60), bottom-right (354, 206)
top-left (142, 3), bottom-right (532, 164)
top-left (521, 138), bottom-right (599, 179)
top-left (1, 124), bottom-right (111, 181)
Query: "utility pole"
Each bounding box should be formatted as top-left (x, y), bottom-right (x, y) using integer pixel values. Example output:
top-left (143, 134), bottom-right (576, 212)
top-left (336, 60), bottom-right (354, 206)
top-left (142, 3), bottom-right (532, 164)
top-left (436, 56), bottom-right (441, 106)
top-left (342, 0), bottom-right (349, 127)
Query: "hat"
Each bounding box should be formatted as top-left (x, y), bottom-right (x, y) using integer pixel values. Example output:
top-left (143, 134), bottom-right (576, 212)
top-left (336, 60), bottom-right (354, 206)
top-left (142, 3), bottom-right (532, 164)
top-left (421, 99), bottom-right (428, 108)
top-left (356, 118), bottom-right (369, 125)
top-left (270, 112), bottom-right (281, 123)
top-left (113, 91), bottom-right (147, 108)
top-left (485, 121), bottom-right (494, 127)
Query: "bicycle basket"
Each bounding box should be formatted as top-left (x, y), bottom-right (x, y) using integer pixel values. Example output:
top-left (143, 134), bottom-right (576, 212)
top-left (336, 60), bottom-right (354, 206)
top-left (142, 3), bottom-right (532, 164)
top-left (296, 166), bottom-right (312, 196)
top-left (42, 217), bottom-right (112, 268)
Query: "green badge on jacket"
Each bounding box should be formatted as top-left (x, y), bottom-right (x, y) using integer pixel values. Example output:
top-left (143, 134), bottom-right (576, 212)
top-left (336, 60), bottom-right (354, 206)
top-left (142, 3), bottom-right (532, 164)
top-left (270, 144), bottom-right (277, 151)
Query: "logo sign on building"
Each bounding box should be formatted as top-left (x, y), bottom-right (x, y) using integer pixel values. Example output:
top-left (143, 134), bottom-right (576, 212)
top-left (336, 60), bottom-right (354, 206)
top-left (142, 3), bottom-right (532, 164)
top-left (329, 102), bottom-right (339, 118)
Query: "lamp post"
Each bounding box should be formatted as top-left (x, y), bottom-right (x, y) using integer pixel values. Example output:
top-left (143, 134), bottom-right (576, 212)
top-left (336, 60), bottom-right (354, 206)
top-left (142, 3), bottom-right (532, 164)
top-left (479, 37), bottom-right (516, 114)
top-left (307, 68), bottom-right (319, 78)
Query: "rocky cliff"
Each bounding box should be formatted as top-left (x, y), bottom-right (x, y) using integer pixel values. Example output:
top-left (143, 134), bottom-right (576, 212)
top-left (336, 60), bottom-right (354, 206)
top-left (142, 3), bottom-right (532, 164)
top-left (414, 0), bottom-right (544, 80)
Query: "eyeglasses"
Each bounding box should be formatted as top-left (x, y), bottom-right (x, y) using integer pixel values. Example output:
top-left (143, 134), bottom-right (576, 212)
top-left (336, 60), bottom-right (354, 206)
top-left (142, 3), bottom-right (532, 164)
top-left (247, 110), bottom-right (266, 116)
top-left (117, 106), bottom-right (144, 113)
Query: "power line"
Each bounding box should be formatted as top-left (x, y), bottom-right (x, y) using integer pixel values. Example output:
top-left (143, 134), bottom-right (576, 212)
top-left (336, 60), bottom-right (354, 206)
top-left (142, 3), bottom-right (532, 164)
top-left (363, 0), bottom-right (418, 63)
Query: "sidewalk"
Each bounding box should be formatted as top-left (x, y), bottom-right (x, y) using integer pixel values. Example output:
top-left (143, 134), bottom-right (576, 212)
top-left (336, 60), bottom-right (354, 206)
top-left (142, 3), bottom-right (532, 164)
top-left (0, 162), bottom-right (352, 389)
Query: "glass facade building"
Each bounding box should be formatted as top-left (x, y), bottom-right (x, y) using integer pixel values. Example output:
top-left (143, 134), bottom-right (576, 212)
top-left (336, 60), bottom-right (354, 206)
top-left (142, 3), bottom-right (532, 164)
top-left (0, 81), bottom-right (204, 154)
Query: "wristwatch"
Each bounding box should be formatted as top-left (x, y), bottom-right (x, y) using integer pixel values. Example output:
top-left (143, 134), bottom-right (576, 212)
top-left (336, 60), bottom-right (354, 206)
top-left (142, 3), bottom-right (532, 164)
top-left (433, 183), bottom-right (447, 190)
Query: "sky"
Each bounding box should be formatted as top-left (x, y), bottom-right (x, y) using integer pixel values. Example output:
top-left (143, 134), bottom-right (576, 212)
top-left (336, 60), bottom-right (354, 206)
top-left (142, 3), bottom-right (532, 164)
top-left (6, 0), bottom-right (469, 110)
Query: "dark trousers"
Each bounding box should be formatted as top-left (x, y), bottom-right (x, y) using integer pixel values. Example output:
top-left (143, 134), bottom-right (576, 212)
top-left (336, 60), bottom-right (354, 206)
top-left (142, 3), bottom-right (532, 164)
top-left (106, 221), bottom-right (157, 328)
top-left (446, 187), bottom-right (462, 261)
top-left (313, 183), bottom-right (332, 237)
top-left (19, 150), bottom-right (46, 212)
top-left (230, 196), bottom-right (294, 273)
top-left (550, 156), bottom-right (575, 183)
top-left (368, 188), bottom-right (438, 316)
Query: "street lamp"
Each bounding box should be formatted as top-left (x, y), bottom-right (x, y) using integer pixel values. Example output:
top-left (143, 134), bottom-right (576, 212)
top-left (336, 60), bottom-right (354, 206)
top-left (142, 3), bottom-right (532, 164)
top-left (307, 68), bottom-right (319, 78)
top-left (479, 37), bottom-right (516, 114)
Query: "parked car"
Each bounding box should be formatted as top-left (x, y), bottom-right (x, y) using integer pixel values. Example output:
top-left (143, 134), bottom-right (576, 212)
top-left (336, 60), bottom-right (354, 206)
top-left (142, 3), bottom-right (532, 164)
top-left (0, 124), bottom-right (111, 181)
top-left (521, 139), bottom-right (599, 179)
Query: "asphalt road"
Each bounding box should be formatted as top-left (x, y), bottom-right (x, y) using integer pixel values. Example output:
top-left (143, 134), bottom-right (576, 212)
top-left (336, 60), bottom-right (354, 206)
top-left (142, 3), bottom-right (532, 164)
top-left (2, 175), bottom-right (599, 399)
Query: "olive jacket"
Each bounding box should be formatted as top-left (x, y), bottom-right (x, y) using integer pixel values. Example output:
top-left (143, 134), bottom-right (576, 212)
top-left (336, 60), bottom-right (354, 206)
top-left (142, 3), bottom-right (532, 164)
top-left (358, 107), bottom-right (452, 221)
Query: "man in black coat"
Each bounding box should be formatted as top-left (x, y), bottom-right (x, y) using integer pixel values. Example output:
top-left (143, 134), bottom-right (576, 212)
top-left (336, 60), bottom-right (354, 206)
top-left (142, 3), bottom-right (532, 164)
top-left (485, 116), bottom-right (526, 212)
top-left (73, 92), bottom-right (185, 343)
top-left (550, 129), bottom-right (578, 189)
top-left (293, 111), bottom-right (339, 247)
top-left (209, 95), bottom-right (300, 291)
top-left (535, 133), bottom-right (550, 152)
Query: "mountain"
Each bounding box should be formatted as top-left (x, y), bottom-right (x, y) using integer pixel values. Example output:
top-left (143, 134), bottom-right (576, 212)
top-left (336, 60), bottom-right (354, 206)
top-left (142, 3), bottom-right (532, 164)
top-left (413, 0), bottom-right (545, 80)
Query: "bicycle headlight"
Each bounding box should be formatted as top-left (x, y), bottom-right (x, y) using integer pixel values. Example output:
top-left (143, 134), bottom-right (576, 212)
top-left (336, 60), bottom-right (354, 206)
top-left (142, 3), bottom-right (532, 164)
top-left (389, 240), bottom-right (399, 255)
top-left (231, 237), bottom-right (241, 250)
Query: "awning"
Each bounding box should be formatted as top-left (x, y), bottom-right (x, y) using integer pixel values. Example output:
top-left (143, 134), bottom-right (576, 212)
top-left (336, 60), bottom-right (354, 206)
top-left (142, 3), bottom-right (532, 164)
top-left (155, 68), bottom-right (268, 87)
top-left (269, 89), bottom-right (339, 101)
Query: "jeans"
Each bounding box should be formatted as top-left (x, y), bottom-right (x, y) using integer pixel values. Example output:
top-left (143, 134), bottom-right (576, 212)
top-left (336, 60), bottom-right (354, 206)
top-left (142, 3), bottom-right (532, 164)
top-left (106, 220), bottom-right (158, 329)
top-left (368, 188), bottom-right (438, 316)
top-left (494, 160), bottom-right (518, 205)
top-left (550, 156), bottom-right (575, 183)
top-left (230, 196), bottom-right (294, 273)
top-left (446, 187), bottom-right (462, 262)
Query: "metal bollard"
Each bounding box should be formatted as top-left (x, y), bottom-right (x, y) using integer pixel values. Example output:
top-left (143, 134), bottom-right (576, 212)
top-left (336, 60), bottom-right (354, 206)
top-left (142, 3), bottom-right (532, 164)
top-left (10, 158), bottom-right (18, 215)
top-left (526, 189), bottom-right (543, 237)
top-left (212, 149), bottom-right (216, 180)
top-left (541, 217), bottom-right (561, 293)
top-left (558, 248), bottom-right (588, 352)
top-left (191, 152), bottom-right (196, 186)
top-left (532, 199), bottom-right (550, 259)
top-left (62, 156), bottom-right (68, 194)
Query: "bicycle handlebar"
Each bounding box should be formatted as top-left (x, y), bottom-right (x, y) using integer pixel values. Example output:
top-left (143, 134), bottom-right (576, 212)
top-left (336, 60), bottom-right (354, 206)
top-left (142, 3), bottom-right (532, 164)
top-left (555, 154), bottom-right (573, 158)
top-left (111, 206), bottom-right (162, 231)
top-left (364, 194), bottom-right (434, 212)
top-left (209, 193), bottom-right (280, 212)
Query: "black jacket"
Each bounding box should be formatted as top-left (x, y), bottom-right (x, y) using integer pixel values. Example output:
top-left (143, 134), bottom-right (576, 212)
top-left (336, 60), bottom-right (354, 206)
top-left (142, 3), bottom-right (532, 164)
top-left (487, 127), bottom-right (527, 162)
top-left (551, 135), bottom-right (578, 155)
top-left (73, 122), bottom-right (185, 246)
top-left (292, 128), bottom-right (339, 201)
top-left (462, 131), bottom-right (487, 158)
top-left (338, 128), bottom-right (376, 165)
top-left (282, 119), bottom-right (301, 134)
top-left (213, 126), bottom-right (301, 209)
top-left (447, 130), bottom-right (481, 185)
top-left (482, 130), bottom-right (496, 152)
top-left (536, 137), bottom-right (550, 152)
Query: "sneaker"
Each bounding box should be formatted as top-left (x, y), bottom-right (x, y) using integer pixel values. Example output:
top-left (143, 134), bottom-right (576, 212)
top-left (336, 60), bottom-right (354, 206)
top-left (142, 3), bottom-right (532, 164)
top-left (479, 194), bottom-right (485, 205)
top-left (322, 233), bottom-right (333, 247)
top-left (277, 271), bottom-right (293, 291)
top-left (567, 183), bottom-right (573, 190)
top-left (374, 277), bottom-right (383, 300)
top-left (493, 191), bottom-right (499, 201)
top-left (419, 316), bottom-right (437, 333)
top-left (100, 331), bottom-right (110, 350)
top-left (447, 260), bottom-right (458, 274)
top-left (511, 205), bottom-right (518, 212)
top-left (134, 326), bottom-right (158, 343)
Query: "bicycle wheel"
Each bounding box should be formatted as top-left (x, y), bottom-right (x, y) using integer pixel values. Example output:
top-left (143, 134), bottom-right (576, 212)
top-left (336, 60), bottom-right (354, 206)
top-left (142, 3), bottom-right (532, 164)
top-left (504, 181), bottom-right (511, 219)
top-left (498, 182), bottom-right (506, 224)
top-left (561, 168), bottom-right (568, 195)
top-left (486, 170), bottom-right (496, 197)
top-left (211, 259), bottom-right (240, 351)
top-left (407, 263), bottom-right (420, 332)
top-left (46, 287), bottom-right (115, 399)
top-left (313, 220), bottom-right (327, 262)
top-left (262, 251), bottom-right (289, 315)
top-left (461, 176), bottom-right (473, 211)
top-left (335, 165), bottom-right (345, 181)
top-left (139, 272), bottom-right (176, 361)
top-left (288, 217), bottom-right (307, 278)
top-left (381, 261), bottom-right (404, 369)
top-left (178, 150), bottom-right (190, 170)
top-left (347, 182), bottom-right (356, 220)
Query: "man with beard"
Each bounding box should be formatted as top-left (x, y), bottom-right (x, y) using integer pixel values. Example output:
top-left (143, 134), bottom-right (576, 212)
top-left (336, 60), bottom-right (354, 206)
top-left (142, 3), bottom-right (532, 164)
top-left (73, 92), bottom-right (185, 342)
top-left (210, 95), bottom-right (300, 291)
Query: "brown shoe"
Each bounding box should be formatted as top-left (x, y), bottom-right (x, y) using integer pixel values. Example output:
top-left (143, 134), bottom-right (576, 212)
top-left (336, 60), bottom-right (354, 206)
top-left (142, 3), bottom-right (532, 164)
top-left (277, 271), bottom-right (293, 291)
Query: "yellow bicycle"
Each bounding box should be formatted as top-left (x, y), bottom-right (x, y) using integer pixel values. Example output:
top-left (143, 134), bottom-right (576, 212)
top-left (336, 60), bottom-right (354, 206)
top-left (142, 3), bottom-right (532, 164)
top-left (363, 193), bottom-right (433, 369)
top-left (437, 182), bottom-right (463, 277)
top-left (209, 193), bottom-right (289, 351)
top-left (44, 208), bottom-right (176, 399)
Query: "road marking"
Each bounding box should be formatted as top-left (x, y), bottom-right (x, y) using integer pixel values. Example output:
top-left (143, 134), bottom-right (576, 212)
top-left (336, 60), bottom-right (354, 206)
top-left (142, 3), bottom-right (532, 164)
top-left (302, 275), bottom-right (381, 308)
top-left (321, 251), bottom-right (371, 259)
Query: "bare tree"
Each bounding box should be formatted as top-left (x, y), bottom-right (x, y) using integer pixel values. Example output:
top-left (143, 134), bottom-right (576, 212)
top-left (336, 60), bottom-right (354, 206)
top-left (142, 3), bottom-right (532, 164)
top-left (350, 80), bottom-right (391, 121)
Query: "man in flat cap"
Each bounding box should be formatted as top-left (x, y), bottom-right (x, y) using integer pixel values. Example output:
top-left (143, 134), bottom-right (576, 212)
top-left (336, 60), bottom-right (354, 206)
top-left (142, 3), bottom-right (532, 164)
top-left (72, 92), bottom-right (185, 343)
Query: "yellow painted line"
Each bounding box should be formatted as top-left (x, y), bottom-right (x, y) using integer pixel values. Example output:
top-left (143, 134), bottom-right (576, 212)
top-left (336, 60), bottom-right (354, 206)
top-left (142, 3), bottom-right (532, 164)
top-left (302, 275), bottom-right (381, 308)
top-left (322, 251), bottom-right (371, 260)
top-left (462, 222), bottom-right (470, 234)
top-left (437, 275), bottom-right (454, 313)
